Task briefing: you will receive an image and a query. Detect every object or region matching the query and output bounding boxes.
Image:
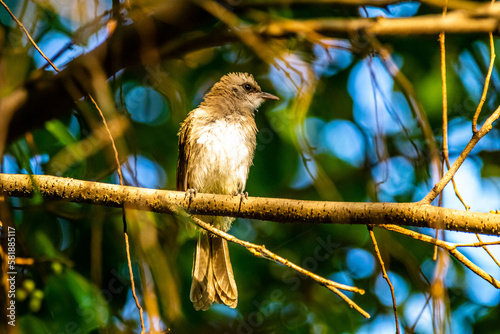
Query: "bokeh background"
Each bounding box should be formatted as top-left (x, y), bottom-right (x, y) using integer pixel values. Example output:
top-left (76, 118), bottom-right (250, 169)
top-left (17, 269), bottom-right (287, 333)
top-left (1, 0), bottom-right (500, 333)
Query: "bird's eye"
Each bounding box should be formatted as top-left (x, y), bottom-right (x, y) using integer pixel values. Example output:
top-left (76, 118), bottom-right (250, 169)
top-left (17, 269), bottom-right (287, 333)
top-left (244, 84), bottom-right (252, 91)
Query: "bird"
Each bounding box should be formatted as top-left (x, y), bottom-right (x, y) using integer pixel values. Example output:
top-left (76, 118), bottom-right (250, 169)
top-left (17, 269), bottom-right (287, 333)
top-left (176, 72), bottom-right (279, 310)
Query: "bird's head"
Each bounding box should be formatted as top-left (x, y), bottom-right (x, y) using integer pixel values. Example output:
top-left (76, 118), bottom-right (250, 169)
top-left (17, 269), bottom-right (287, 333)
top-left (202, 72), bottom-right (279, 113)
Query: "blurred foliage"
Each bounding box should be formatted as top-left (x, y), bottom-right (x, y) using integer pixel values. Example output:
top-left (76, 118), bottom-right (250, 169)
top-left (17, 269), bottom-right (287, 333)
top-left (1, 0), bottom-right (500, 333)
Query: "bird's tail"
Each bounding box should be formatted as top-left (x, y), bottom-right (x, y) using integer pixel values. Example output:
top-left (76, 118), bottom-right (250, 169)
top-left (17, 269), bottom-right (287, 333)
top-left (190, 233), bottom-right (238, 310)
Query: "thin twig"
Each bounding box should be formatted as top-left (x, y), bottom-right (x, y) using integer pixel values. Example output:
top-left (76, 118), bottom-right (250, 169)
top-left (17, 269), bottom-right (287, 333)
top-left (440, 0), bottom-right (470, 212)
top-left (0, 2), bottom-right (146, 331)
top-left (367, 226), bottom-right (400, 333)
top-left (262, 11), bottom-right (500, 38)
top-left (439, 12), bottom-right (447, 189)
top-left (87, 52), bottom-right (145, 334)
top-left (197, 0), bottom-right (308, 92)
top-left (88, 95), bottom-right (124, 185)
top-left (124, 232), bottom-right (145, 332)
top-left (474, 233), bottom-right (500, 267)
top-left (0, 0), bottom-right (60, 72)
top-left (245, 0), bottom-right (493, 11)
top-left (91, 97), bottom-right (144, 333)
top-left (421, 104), bottom-right (500, 204)
top-left (472, 1), bottom-right (497, 133)
top-left (408, 293), bottom-right (433, 333)
top-left (377, 224), bottom-right (500, 288)
top-left (455, 238), bottom-right (500, 248)
top-left (435, 0), bottom-right (447, 262)
top-left (182, 210), bottom-right (370, 318)
top-left (195, 0), bottom-right (275, 67)
top-left (374, 41), bottom-right (441, 193)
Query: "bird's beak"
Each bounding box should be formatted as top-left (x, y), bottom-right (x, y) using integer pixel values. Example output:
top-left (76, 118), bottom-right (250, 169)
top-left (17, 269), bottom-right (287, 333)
top-left (260, 92), bottom-right (279, 101)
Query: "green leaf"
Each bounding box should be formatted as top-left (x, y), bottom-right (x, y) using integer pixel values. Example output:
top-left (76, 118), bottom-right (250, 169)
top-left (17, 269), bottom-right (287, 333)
top-left (19, 315), bottom-right (52, 334)
top-left (45, 270), bottom-right (109, 333)
top-left (45, 119), bottom-right (76, 147)
top-left (30, 230), bottom-right (59, 258)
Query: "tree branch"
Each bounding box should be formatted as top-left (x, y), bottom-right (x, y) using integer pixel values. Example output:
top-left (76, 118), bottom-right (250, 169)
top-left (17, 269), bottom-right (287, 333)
top-left (3, 2), bottom-right (500, 151)
top-left (1, 174), bottom-right (499, 235)
top-left (368, 226), bottom-right (400, 332)
top-left (242, 0), bottom-right (492, 12)
top-left (422, 104), bottom-right (500, 204)
top-left (183, 212), bottom-right (370, 318)
top-left (378, 224), bottom-right (500, 288)
top-left (261, 8), bottom-right (500, 38)
top-left (0, 1), bottom-right (206, 149)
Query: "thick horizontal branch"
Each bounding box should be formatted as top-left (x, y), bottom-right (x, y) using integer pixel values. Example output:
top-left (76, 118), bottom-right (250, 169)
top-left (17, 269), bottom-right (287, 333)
top-left (1, 174), bottom-right (499, 236)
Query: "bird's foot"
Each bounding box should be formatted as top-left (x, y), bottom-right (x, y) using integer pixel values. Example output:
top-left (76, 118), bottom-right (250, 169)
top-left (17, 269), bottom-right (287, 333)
top-left (185, 188), bottom-right (197, 204)
top-left (233, 191), bottom-right (248, 209)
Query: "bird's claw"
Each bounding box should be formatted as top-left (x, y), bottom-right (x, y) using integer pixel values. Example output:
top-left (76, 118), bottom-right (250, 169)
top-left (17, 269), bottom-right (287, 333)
top-left (185, 188), bottom-right (197, 203)
top-left (233, 191), bottom-right (248, 206)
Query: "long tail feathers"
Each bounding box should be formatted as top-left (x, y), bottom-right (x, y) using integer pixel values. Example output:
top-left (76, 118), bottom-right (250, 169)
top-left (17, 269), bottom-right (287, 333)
top-left (190, 234), bottom-right (214, 311)
top-left (190, 234), bottom-right (238, 310)
top-left (212, 236), bottom-right (238, 308)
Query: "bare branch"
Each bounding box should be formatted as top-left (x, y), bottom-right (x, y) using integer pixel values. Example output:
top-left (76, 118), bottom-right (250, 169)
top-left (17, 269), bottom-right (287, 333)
top-left (473, 33), bottom-right (496, 134)
top-left (182, 212), bottom-right (369, 318)
top-left (474, 233), bottom-right (500, 267)
top-left (0, 1), bottom-right (205, 146)
top-left (422, 104), bottom-right (500, 204)
top-left (368, 227), bottom-right (400, 333)
top-left (0, 0), bottom-right (60, 72)
top-left (4, 4), bottom-right (500, 148)
top-left (243, 0), bottom-right (491, 11)
top-left (378, 224), bottom-right (500, 288)
top-left (262, 8), bottom-right (500, 37)
top-left (1, 174), bottom-right (499, 236)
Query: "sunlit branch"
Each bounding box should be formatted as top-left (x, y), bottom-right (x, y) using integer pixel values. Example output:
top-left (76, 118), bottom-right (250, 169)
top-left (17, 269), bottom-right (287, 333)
top-left (179, 211), bottom-right (369, 318)
top-left (377, 224), bottom-right (500, 288)
top-left (240, 0), bottom-right (489, 12)
top-left (0, 0), bottom-right (60, 72)
top-left (5, 2), bottom-right (500, 150)
top-left (472, 33), bottom-right (496, 133)
top-left (474, 233), bottom-right (500, 268)
top-left (262, 8), bottom-right (500, 37)
top-left (1, 174), bottom-right (500, 236)
top-left (368, 227), bottom-right (400, 333)
top-left (422, 104), bottom-right (500, 204)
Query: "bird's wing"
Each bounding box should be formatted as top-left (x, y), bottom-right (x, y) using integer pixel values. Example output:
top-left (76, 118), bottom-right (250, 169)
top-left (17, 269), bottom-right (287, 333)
top-left (176, 113), bottom-right (194, 191)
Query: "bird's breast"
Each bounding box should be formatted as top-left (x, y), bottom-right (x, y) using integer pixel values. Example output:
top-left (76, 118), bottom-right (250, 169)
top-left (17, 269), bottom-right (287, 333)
top-left (189, 116), bottom-right (257, 194)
